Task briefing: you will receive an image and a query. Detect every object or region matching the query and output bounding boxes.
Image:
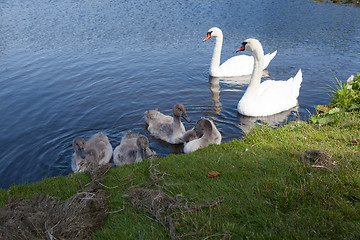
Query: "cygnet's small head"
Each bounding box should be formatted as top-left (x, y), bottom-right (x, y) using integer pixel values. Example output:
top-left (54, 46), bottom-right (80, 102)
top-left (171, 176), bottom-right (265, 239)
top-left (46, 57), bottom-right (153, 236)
top-left (183, 129), bottom-right (197, 143)
top-left (73, 137), bottom-right (85, 151)
top-left (137, 135), bottom-right (149, 150)
top-left (236, 38), bottom-right (262, 53)
top-left (203, 27), bottom-right (223, 42)
top-left (195, 118), bottom-right (212, 134)
top-left (137, 135), bottom-right (149, 160)
top-left (173, 104), bottom-right (191, 123)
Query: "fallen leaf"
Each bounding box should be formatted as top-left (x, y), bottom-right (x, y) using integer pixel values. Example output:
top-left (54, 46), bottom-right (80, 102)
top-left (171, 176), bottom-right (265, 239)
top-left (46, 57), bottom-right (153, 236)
top-left (207, 170), bottom-right (220, 178)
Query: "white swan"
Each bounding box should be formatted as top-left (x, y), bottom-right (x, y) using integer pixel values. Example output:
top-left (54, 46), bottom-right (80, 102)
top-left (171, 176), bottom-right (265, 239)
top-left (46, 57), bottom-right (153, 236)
top-left (113, 131), bottom-right (155, 166)
top-left (236, 38), bottom-right (302, 117)
top-left (184, 118), bottom-right (222, 153)
top-left (203, 27), bottom-right (277, 77)
top-left (145, 104), bottom-right (191, 144)
top-left (71, 132), bottom-right (113, 173)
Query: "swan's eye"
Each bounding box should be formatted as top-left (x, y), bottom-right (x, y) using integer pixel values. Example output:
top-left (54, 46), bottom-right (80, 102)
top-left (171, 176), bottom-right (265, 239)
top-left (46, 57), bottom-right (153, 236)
top-left (242, 42), bottom-right (247, 47)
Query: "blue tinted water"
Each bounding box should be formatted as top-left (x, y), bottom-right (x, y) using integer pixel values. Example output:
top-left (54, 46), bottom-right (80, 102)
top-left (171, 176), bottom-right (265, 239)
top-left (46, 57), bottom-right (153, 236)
top-left (0, 0), bottom-right (359, 188)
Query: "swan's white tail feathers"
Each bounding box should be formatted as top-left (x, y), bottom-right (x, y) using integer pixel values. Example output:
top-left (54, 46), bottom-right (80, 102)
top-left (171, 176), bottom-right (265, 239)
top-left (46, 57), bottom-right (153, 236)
top-left (290, 69), bottom-right (302, 98)
top-left (263, 50), bottom-right (277, 69)
top-left (270, 50), bottom-right (277, 58)
top-left (293, 69), bottom-right (302, 87)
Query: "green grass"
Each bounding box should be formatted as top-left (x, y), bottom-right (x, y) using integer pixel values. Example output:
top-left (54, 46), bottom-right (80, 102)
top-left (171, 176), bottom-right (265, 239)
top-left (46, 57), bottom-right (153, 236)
top-left (327, 72), bottom-right (360, 112)
top-left (1, 74), bottom-right (360, 239)
top-left (1, 112), bottom-right (359, 240)
top-left (0, 172), bottom-right (91, 206)
top-left (91, 111), bottom-right (360, 239)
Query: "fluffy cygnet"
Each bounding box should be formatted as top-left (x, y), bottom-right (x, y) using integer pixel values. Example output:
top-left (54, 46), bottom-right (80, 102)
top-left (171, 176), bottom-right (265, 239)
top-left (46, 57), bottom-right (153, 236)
top-left (183, 118), bottom-right (221, 153)
top-left (145, 104), bottom-right (191, 144)
top-left (113, 131), bottom-right (155, 166)
top-left (71, 132), bottom-right (112, 173)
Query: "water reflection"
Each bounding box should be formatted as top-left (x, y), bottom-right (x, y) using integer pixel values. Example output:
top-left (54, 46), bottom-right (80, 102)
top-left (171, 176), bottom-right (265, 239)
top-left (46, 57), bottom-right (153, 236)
top-left (208, 70), bottom-right (270, 98)
top-left (237, 107), bottom-right (299, 134)
top-left (209, 77), bottom-right (222, 114)
top-left (209, 75), bottom-right (251, 88)
top-left (208, 75), bottom-right (252, 115)
top-left (208, 70), bottom-right (270, 115)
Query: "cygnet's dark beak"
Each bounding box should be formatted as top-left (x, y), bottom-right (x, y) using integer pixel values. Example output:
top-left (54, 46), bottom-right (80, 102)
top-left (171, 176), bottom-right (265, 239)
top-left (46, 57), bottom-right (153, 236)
top-left (182, 113), bottom-right (191, 123)
top-left (79, 147), bottom-right (86, 159)
top-left (141, 148), bottom-right (146, 160)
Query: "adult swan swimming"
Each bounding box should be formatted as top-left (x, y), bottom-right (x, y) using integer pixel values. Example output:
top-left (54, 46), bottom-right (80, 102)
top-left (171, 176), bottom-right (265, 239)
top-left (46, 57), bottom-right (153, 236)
top-left (236, 38), bottom-right (302, 117)
top-left (203, 27), bottom-right (277, 77)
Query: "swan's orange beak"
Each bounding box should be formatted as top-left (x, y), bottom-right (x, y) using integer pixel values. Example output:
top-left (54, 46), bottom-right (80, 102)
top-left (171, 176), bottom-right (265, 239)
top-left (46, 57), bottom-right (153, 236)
top-left (203, 33), bottom-right (211, 42)
top-left (236, 45), bottom-right (245, 52)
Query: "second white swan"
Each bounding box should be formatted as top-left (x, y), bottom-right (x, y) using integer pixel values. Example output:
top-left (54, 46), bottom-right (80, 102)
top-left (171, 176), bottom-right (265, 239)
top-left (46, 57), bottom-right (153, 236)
top-left (203, 27), bottom-right (277, 77)
top-left (236, 38), bottom-right (302, 117)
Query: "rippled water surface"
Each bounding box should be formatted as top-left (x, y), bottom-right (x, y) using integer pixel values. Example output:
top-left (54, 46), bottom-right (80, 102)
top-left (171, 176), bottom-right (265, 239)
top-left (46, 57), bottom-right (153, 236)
top-left (0, 0), bottom-right (359, 188)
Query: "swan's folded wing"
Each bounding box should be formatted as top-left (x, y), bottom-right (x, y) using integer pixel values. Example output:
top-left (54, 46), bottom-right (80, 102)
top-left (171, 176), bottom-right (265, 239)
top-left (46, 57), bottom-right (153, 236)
top-left (145, 110), bottom-right (163, 122)
top-left (263, 50), bottom-right (277, 69)
top-left (219, 55), bottom-right (254, 76)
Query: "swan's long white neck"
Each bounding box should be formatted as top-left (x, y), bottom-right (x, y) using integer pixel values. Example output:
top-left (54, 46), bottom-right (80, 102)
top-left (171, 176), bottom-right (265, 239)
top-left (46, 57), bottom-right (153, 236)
top-left (243, 44), bottom-right (264, 98)
top-left (210, 35), bottom-right (223, 74)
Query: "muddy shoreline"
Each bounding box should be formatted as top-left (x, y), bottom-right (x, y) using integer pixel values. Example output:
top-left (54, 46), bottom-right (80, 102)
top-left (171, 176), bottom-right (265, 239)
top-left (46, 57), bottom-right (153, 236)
top-left (313, 0), bottom-right (360, 7)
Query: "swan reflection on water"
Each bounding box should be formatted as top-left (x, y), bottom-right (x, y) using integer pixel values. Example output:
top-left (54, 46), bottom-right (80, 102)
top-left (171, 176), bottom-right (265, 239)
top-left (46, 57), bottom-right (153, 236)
top-left (209, 74), bottom-right (252, 88)
top-left (208, 75), bottom-right (252, 115)
top-left (208, 70), bottom-right (270, 115)
top-left (237, 107), bottom-right (299, 134)
top-left (208, 77), bottom-right (222, 114)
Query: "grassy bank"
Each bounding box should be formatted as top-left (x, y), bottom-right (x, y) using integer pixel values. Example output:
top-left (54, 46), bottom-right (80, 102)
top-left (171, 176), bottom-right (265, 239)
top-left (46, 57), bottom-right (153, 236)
top-left (1, 74), bottom-right (360, 239)
top-left (314, 0), bottom-right (360, 7)
top-left (92, 110), bottom-right (359, 239)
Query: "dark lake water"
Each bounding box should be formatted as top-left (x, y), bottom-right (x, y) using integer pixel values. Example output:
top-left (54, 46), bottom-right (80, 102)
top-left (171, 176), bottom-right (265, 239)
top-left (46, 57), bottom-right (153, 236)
top-left (0, 0), bottom-right (359, 189)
